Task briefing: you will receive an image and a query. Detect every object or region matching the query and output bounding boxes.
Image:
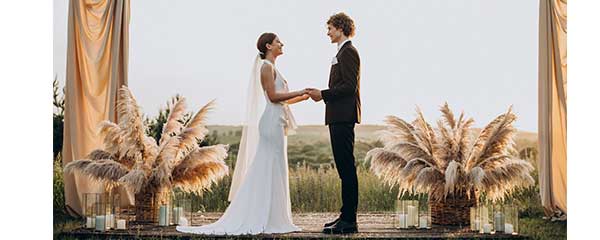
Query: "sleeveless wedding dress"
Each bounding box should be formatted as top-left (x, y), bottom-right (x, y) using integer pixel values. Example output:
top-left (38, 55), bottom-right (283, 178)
top-left (176, 60), bottom-right (301, 235)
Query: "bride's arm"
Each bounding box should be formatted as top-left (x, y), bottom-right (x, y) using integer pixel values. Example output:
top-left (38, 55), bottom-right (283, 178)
top-left (261, 64), bottom-right (307, 103)
top-left (285, 94), bottom-right (310, 105)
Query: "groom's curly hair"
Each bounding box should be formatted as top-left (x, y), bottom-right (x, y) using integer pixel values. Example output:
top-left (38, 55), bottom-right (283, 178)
top-left (327, 12), bottom-right (355, 37)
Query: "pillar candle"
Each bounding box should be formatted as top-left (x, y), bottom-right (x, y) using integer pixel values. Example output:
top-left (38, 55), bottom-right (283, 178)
top-left (473, 219), bottom-right (480, 232)
top-left (116, 219), bottom-right (126, 230)
top-left (107, 214), bottom-right (115, 229)
top-left (398, 213), bottom-right (407, 229)
top-left (173, 207), bottom-right (183, 225)
top-left (86, 217), bottom-right (95, 228)
top-left (494, 212), bottom-right (505, 232)
top-left (159, 205), bottom-right (169, 226)
top-left (504, 223), bottom-right (514, 234)
top-left (419, 216), bottom-right (428, 229)
top-left (482, 223), bottom-right (492, 234)
top-left (172, 208), bottom-right (178, 225)
top-left (407, 206), bottom-right (417, 227)
top-left (95, 215), bottom-right (106, 232)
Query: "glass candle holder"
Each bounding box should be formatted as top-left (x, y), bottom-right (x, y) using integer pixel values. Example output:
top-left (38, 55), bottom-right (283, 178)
top-left (470, 207), bottom-right (480, 232)
top-left (478, 205), bottom-right (494, 234)
top-left (503, 204), bottom-right (519, 235)
top-left (104, 192), bottom-right (120, 230)
top-left (172, 192), bottom-right (192, 226)
top-left (154, 191), bottom-right (172, 226)
top-left (394, 200), bottom-right (404, 229)
top-left (82, 193), bottom-right (107, 230)
top-left (417, 199), bottom-right (431, 229)
top-left (395, 199), bottom-right (419, 229)
top-left (93, 200), bottom-right (108, 232)
top-left (83, 193), bottom-right (98, 229)
top-left (493, 204), bottom-right (506, 233)
top-left (116, 205), bottom-right (135, 230)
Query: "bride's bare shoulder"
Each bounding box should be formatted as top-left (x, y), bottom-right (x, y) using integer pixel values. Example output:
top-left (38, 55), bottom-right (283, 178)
top-left (260, 62), bottom-right (273, 72)
top-left (260, 62), bottom-right (277, 80)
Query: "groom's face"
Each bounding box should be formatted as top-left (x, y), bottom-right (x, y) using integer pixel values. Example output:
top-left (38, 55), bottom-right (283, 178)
top-left (327, 24), bottom-right (343, 44)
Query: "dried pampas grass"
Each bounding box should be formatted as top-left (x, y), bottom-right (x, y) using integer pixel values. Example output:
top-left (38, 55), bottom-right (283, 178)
top-left (368, 102), bottom-right (534, 202)
top-left (63, 86), bottom-right (229, 197)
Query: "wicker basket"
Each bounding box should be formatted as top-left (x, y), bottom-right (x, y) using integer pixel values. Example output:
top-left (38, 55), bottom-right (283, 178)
top-left (430, 190), bottom-right (477, 226)
top-left (133, 188), bottom-right (171, 224)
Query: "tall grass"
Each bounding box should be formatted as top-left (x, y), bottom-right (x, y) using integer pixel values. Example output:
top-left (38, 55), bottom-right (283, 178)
top-left (290, 165), bottom-right (398, 212)
top-left (53, 154), bottom-right (68, 221)
top-left (54, 154), bottom-right (79, 237)
top-left (193, 164), bottom-right (398, 213)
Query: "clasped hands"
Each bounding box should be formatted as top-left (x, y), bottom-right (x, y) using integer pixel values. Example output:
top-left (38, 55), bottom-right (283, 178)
top-left (299, 88), bottom-right (322, 102)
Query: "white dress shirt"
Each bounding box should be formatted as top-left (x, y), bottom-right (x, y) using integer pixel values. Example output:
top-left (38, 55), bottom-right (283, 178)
top-left (332, 39), bottom-right (350, 65)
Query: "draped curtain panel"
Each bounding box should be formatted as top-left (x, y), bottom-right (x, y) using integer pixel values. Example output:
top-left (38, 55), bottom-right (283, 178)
top-left (63, 0), bottom-right (132, 216)
top-left (538, 0), bottom-right (567, 218)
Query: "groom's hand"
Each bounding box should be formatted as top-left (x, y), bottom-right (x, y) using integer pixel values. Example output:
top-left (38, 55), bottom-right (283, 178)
top-left (307, 89), bottom-right (323, 102)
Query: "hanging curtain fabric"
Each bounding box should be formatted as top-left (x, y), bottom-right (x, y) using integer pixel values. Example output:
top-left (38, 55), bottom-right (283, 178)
top-left (538, 0), bottom-right (567, 219)
top-left (62, 0), bottom-right (132, 216)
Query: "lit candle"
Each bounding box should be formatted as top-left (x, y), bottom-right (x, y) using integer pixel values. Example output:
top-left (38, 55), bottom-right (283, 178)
top-left (95, 215), bottom-right (106, 232)
top-left (398, 213), bottom-right (407, 229)
top-left (116, 219), bottom-right (127, 230)
top-left (504, 223), bottom-right (514, 234)
top-left (419, 216), bottom-right (428, 229)
top-left (86, 217), bottom-right (95, 228)
top-left (482, 223), bottom-right (492, 234)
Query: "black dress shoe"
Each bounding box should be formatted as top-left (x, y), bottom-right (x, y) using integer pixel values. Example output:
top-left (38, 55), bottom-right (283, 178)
top-left (323, 217), bottom-right (340, 228)
top-left (322, 220), bottom-right (358, 234)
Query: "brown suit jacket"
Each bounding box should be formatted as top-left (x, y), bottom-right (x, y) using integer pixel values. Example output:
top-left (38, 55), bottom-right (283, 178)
top-left (321, 41), bottom-right (361, 125)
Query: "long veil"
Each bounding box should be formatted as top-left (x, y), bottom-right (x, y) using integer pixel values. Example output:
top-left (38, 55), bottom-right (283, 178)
top-left (228, 54), bottom-right (265, 201)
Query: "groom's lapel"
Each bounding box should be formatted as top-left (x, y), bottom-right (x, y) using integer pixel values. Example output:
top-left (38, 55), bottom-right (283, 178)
top-left (336, 41), bottom-right (352, 58)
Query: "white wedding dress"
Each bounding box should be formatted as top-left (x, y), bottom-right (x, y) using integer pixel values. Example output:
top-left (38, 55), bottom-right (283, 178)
top-left (177, 59), bottom-right (301, 235)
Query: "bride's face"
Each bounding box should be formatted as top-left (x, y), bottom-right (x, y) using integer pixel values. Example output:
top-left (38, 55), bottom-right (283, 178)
top-left (267, 37), bottom-right (284, 56)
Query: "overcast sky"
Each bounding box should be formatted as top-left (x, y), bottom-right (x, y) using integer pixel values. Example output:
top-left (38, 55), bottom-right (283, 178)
top-left (54, 0), bottom-right (539, 131)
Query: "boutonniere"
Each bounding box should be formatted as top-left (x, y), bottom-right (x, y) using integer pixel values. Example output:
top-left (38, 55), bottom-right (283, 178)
top-left (331, 56), bottom-right (338, 65)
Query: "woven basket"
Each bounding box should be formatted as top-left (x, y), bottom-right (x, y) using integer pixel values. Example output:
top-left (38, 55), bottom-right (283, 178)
top-left (429, 190), bottom-right (477, 226)
top-left (134, 188), bottom-right (170, 224)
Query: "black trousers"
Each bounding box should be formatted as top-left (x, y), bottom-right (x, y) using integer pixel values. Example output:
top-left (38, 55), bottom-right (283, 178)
top-left (328, 123), bottom-right (358, 222)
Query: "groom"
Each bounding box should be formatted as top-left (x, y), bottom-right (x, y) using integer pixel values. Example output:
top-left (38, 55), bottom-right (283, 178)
top-left (308, 12), bottom-right (361, 234)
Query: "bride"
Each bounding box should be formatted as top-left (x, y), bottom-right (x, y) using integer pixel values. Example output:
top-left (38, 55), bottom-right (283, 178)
top-left (177, 32), bottom-right (309, 235)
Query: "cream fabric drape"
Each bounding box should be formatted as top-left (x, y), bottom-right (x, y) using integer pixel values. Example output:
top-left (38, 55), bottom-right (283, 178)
top-left (63, 0), bottom-right (132, 217)
top-left (538, 0), bottom-right (567, 218)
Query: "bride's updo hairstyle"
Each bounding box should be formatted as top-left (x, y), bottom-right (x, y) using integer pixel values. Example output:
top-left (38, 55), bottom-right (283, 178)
top-left (257, 32), bottom-right (277, 59)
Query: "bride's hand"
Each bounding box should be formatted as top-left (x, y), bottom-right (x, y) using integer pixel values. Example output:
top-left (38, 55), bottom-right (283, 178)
top-left (297, 89), bottom-right (309, 97)
top-left (300, 94), bottom-right (310, 101)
